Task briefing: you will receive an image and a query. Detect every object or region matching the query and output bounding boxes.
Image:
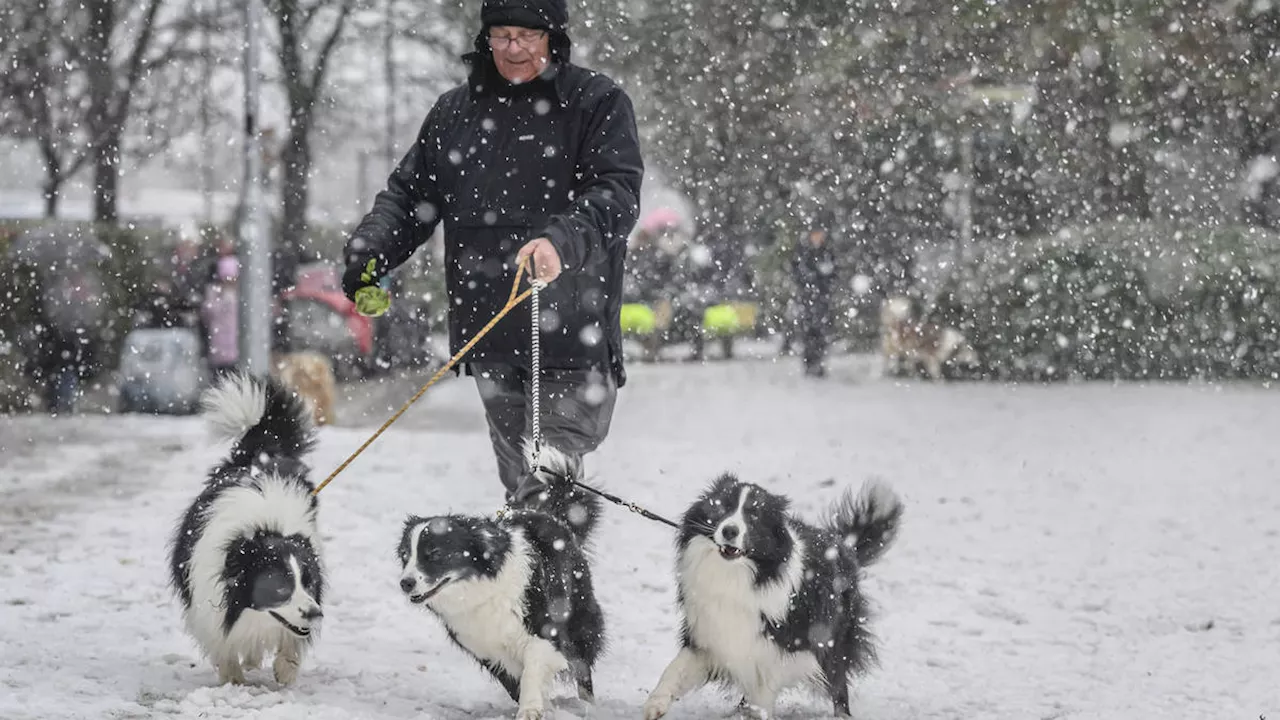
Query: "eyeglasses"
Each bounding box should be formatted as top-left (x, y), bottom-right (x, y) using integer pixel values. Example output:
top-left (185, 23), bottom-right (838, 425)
top-left (488, 30), bottom-right (546, 51)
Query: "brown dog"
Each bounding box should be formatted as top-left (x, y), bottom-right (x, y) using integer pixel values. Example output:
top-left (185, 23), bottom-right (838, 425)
top-left (880, 295), bottom-right (978, 380)
top-left (272, 351), bottom-right (337, 426)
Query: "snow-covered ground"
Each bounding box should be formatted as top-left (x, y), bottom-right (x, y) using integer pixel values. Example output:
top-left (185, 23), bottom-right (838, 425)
top-left (1, 353), bottom-right (1277, 720)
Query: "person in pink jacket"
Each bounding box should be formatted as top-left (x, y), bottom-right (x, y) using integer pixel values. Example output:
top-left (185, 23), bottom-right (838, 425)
top-left (201, 255), bottom-right (241, 376)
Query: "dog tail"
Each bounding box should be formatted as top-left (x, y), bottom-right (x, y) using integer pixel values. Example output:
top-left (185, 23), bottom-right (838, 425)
top-left (201, 371), bottom-right (317, 469)
top-left (825, 478), bottom-right (904, 567)
top-left (522, 441), bottom-right (602, 545)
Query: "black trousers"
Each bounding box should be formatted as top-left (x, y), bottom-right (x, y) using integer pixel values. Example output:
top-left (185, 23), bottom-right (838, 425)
top-left (471, 363), bottom-right (618, 494)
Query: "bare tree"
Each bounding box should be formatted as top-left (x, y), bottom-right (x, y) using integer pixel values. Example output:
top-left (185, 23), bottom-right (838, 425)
top-left (1, 0), bottom-right (212, 222)
top-left (83, 0), bottom-right (205, 224)
top-left (264, 0), bottom-right (355, 256)
top-left (0, 1), bottom-right (93, 217)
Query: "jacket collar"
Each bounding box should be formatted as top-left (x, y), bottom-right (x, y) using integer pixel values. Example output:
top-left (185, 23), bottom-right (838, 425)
top-left (463, 53), bottom-right (568, 106)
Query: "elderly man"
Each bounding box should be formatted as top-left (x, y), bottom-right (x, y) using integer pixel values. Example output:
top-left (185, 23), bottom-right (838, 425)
top-left (342, 0), bottom-right (644, 501)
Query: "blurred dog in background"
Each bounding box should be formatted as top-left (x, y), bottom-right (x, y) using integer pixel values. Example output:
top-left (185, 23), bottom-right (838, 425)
top-left (880, 295), bottom-right (979, 381)
top-left (272, 351), bottom-right (337, 426)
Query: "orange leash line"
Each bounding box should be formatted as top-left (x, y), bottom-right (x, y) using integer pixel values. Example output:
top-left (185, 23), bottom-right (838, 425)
top-left (313, 258), bottom-right (533, 496)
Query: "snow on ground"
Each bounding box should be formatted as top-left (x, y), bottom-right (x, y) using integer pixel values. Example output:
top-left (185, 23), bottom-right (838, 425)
top-left (1, 353), bottom-right (1278, 720)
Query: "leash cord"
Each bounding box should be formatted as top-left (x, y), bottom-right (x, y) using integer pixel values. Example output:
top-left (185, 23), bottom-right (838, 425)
top-left (313, 258), bottom-right (535, 496)
top-left (317, 254), bottom-right (681, 533)
top-left (529, 274), bottom-right (545, 468)
top-left (570, 478), bottom-right (681, 530)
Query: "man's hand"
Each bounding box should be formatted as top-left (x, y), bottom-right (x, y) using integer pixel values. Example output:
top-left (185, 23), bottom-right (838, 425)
top-left (516, 237), bottom-right (562, 284)
top-left (342, 254), bottom-right (391, 317)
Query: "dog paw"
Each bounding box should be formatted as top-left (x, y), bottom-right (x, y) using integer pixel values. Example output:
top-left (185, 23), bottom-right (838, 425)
top-left (643, 695), bottom-right (671, 720)
top-left (273, 655), bottom-right (300, 686)
top-left (515, 707), bottom-right (544, 720)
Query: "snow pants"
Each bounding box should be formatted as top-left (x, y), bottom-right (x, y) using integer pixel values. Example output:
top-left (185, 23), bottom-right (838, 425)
top-left (471, 363), bottom-right (618, 497)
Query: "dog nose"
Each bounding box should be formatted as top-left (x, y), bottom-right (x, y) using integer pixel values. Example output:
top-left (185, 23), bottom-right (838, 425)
top-left (302, 606), bottom-right (323, 621)
top-left (400, 577), bottom-right (415, 593)
top-left (720, 524), bottom-right (740, 542)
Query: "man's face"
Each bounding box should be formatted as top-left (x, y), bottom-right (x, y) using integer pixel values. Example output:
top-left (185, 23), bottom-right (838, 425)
top-left (488, 25), bottom-right (550, 84)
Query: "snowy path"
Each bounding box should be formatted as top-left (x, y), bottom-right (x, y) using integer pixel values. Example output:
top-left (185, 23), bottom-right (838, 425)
top-left (1, 359), bottom-right (1277, 720)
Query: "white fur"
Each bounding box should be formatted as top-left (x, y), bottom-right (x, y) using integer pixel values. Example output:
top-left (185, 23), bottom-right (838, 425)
top-left (521, 440), bottom-right (580, 483)
top-left (402, 527), bottom-right (570, 718)
top-left (646, 523), bottom-right (819, 719)
top-left (200, 372), bottom-right (272, 443)
top-left (713, 485), bottom-right (751, 550)
top-left (182, 473), bottom-right (321, 684)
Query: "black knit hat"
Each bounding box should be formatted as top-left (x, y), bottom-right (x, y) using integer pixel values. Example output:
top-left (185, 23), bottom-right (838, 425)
top-left (476, 0), bottom-right (571, 64)
top-left (481, 0), bottom-right (568, 33)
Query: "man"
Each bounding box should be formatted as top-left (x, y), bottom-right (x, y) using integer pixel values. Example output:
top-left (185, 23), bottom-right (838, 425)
top-left (342, 0), bottom-right (643, 501)
top-left (792, 215), bottom-right (838, 378)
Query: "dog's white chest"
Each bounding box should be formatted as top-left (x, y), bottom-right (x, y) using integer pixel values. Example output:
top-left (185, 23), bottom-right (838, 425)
top-left (678, 536), bottom-right (821, 696)
top-left (429, 532), bottom-right (537, 677)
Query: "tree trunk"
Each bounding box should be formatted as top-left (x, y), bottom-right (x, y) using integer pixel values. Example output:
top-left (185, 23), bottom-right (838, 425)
top-left (94, 129), bottom-right (121, 225)
top-left (281, 114), bottom-right (311, 258)
top-left (39, 141), bottom-right (62, 218)
top-left (43, 176), bottom-right (61, 218)
top-left (85, 0), bottom-right (119, 225)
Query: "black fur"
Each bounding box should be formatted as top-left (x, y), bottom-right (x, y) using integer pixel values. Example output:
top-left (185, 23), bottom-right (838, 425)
top-left (396, 455), bottom-right (604, 703)
top-left (168, 375), bottom-right (323, 622)
top-left (675, 473), bottom-right (902, 717)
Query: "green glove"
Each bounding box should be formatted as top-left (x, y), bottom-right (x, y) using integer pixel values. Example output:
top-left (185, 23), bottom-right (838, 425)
top-left (344, 256), bottom-right (391, 317)
top-left (354, 284), bottom-right (390, 317)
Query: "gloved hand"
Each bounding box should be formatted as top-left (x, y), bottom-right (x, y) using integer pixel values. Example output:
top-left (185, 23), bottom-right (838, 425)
top-left (342, 254), bottom-right (391, 317)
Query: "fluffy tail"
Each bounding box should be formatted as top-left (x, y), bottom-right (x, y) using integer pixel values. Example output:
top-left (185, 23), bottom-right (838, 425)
top-left (825, 478), bottom-right (904, 567)
top-left (201, 372), bottom-right (317, 470)
top-left (521, 440), bottom-right (603, 545)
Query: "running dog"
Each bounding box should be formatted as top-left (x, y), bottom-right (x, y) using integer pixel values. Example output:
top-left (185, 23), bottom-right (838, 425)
top-left (397, 444), bottom-right (604, 719)
top-left (644, 474), bottom-right (903, 719)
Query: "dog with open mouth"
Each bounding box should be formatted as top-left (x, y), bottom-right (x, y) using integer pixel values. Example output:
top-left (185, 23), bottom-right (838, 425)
top-left (168, 372), bottom-right (326, 686)
top-left (396, 442), bottom-right (604, 720)
top-left (643, 474), bottom-right (904, 719)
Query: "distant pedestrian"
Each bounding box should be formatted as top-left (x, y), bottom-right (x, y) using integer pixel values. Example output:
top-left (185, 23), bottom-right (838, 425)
top-left (792, 216), bottom-right (837, 377)
top-left (202, 255), bottom-right (241, 377)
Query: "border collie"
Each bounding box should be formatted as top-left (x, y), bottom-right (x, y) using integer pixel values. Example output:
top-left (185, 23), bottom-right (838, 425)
top-left (397, 443), bottom-right (604, 720)
top-left (643, 474), bottom-right (904, 719)
top-left (168, 372), bottom-right (326, 686)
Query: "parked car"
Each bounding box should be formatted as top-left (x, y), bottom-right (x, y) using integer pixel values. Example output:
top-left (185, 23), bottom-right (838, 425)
top-left (117, 327), bottom-right (210, 414)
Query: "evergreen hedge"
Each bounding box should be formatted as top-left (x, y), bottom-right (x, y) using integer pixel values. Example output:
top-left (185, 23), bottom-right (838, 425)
top-left (925, 222), bottom-right (1280, 381)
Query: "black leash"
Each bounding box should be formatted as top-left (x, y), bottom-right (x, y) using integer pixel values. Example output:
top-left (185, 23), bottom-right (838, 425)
top-left (499, 467), bottom-right (682, 531)
top-left (570, 478), bottom-right (681, 530)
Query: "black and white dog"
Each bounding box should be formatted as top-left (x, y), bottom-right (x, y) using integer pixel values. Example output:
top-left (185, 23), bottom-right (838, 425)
top-left (397, 443), bottom-right (604, 720)
top-left (643, 474), bottom-right (904, 719)
top-left (168, 373), bottom-right (326, 686)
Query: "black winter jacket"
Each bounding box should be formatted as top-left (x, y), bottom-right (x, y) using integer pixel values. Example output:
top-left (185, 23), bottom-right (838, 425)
top-left (346, 56), bottom-right (643, 386)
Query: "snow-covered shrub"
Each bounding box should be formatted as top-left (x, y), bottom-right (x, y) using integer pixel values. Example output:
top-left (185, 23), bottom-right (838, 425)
top-left (0, 221), bottom-right (153, 411)
top-left (929, 222), bottom-right (1280, 381)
